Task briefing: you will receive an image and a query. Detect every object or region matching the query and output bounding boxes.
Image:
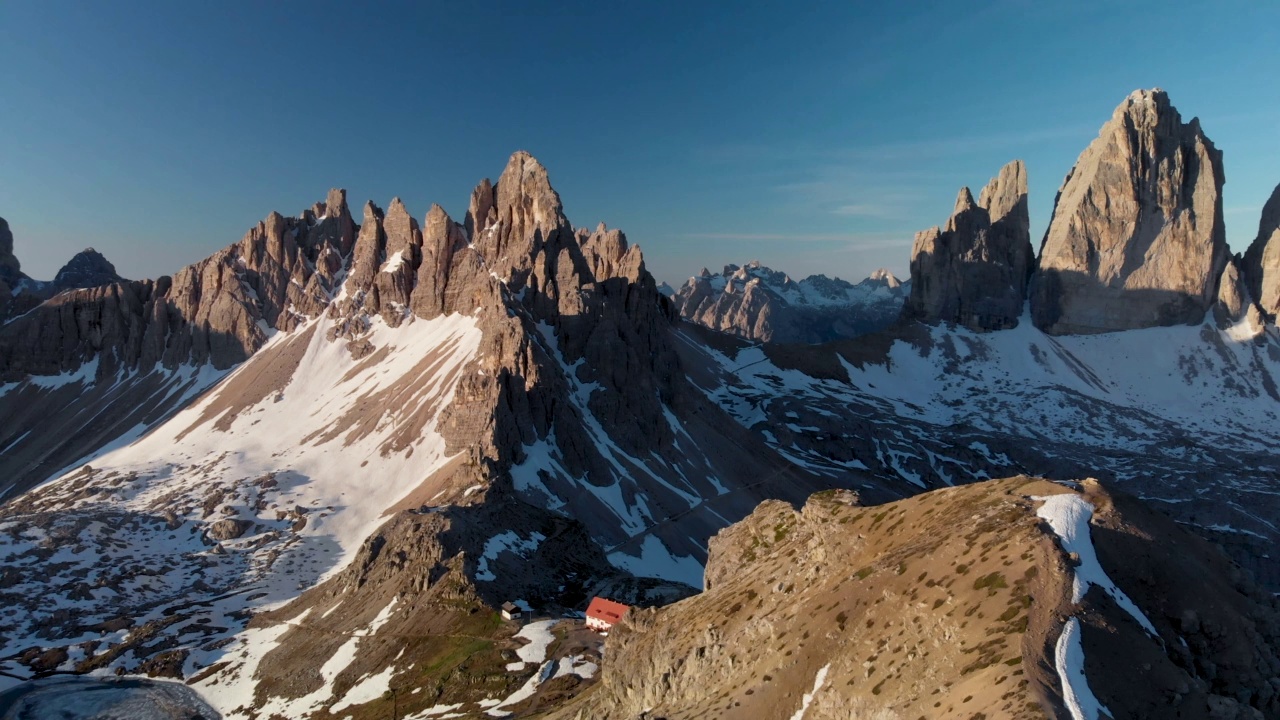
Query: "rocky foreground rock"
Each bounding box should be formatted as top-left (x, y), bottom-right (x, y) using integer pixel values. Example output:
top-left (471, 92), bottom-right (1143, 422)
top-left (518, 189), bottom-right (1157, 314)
top-left (903, 159), bottom-right (1033, 330)
top-left (1031, 89), bottom-right (1229, 334)
top-left (553, 478), bottom-right (1280, 720)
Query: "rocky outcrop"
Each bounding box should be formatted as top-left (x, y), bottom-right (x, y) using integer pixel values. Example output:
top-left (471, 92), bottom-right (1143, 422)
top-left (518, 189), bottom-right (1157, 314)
top-left (1032, 89), bottom-right (1229, 335)
top-left (1242, 182), bottom-right (1280, 319)
top-left (673, 261), bottom-right (910, 343)
top-left (1214, 256), bottom-right (1262, 327)
top-left (903, 159), bottom-right (1033, 331)
top-left (52, 248), bottom-right (125, 289)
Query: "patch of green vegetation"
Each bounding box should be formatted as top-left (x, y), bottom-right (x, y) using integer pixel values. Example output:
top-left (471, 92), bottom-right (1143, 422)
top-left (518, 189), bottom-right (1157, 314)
top-left (856, 566), bottom-right (874, 580)
top-left (774, 519), bottom-right (793, 543)
top-left (972, 572), bottom-right (1008, 594)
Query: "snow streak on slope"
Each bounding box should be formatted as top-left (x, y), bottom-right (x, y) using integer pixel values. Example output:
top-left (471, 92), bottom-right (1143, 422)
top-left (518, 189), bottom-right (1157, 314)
top-left (1054, 618), bottom-right (1111, 720)
top-left (0, 311), bottom-right (482, 686)
top-left (1034, 493), bottom-right (1157, 635)
top-left (0, 361), bottom-right (231, 501)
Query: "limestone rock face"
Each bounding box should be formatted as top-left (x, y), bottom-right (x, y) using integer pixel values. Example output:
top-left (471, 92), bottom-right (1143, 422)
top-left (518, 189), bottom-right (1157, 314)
top-left (903, 159), bottom-right (1033, 330)
top-left (1241, 182), bottom-right (1280, 319)
top-left (1031, 89), bottom-right (1228, 335)
top-left (52, 248), bottom-right (125, 289)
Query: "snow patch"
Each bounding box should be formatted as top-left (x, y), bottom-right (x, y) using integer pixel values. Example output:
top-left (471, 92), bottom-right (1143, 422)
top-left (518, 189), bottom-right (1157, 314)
top-left (788, 663), bottom-right (830, 720)
top-left (1034, 493), bottom-right (1158, 636)
top-left (476, 531), bottom-right (546, 582)
top-left (1054, 618), bottom-right (1111, 720)
top-left (608, 534), bottom-right (704, 589)
top-left (504, 619), bottom-right (558, 671)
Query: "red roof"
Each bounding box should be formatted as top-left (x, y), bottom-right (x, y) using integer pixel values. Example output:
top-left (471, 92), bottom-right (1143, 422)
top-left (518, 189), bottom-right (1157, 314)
top-left (586, 596), bottom-right (630, 624)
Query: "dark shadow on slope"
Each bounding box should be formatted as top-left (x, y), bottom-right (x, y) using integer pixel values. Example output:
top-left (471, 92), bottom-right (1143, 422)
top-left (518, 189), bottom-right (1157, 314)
top-left (1081, 485), bottom-right (1280, 717)
top-left (1030, 267), bottom-right (1218, 335)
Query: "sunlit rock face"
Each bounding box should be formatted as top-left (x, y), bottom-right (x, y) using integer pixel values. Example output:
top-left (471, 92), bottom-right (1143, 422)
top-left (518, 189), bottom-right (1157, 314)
top-left (1031, 89), bottom-right (1228, 335)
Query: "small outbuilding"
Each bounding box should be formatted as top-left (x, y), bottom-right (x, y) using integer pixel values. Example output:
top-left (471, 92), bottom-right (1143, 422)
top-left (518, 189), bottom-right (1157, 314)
top-left (585, 596), bottom-right (630, 633)
top-left (501, 601), bottom-right (522, 621)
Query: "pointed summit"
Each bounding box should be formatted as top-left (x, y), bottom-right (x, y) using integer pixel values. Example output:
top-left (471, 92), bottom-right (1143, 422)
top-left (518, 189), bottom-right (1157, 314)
top-left (309, 188), bottom-right (359, 257)
top-left (1031, 89), bottom-right (1227, 334)
top-left (493, 150), bottom-right (567, 245)
top-left (53, 247), bottom-right (125, 289)
top-left (978, 159), bottom-right (1027, 224)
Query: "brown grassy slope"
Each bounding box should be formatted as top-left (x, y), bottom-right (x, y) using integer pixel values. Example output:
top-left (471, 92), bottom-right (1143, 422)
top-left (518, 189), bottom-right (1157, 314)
top-left (547, 477), bottom-right (1280, 720)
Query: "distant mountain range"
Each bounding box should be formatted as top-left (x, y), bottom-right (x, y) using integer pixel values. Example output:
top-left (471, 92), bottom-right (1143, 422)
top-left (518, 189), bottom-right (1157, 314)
top-left (1, 88), bottom-right (1279, 719)
top-left (672, 262), bottom-right (909, 343)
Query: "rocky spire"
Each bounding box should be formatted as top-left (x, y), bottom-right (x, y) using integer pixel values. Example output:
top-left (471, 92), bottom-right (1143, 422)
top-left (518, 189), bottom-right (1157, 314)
top-left (465, 178), bottom-right (496, 243)
top-left (345, 201), bottom-right (386, 296)
top-left (1241, 182), bottom-right (1280, 318)
top-left (903, 159), bottom-right (1032, 331)
top-left (410, 203), bottom-right (470, 319)
top-left (375, 198), bottom-right (423, 324)
top-left (308, 188), bottom-right (358, 258)
top-left (479, 151), bottom-right (572, 283)
top-left (1031, 89), bottom-right (1228, 334)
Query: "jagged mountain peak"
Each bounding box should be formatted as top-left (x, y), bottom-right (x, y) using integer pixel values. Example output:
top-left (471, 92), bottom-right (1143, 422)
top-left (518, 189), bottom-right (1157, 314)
top-left (52, 247), bottom-right (125, 289)
top-left (978, 158), bottom-right (1027, 222)
top-left (866, 267), bottom-right (901, 287)
top-left (950, 184), bottom-right (977, 219)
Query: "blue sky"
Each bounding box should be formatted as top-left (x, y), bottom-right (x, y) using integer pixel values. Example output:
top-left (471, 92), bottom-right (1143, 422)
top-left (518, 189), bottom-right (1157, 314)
top-left (2, 1), bottom-right (1278, 287)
